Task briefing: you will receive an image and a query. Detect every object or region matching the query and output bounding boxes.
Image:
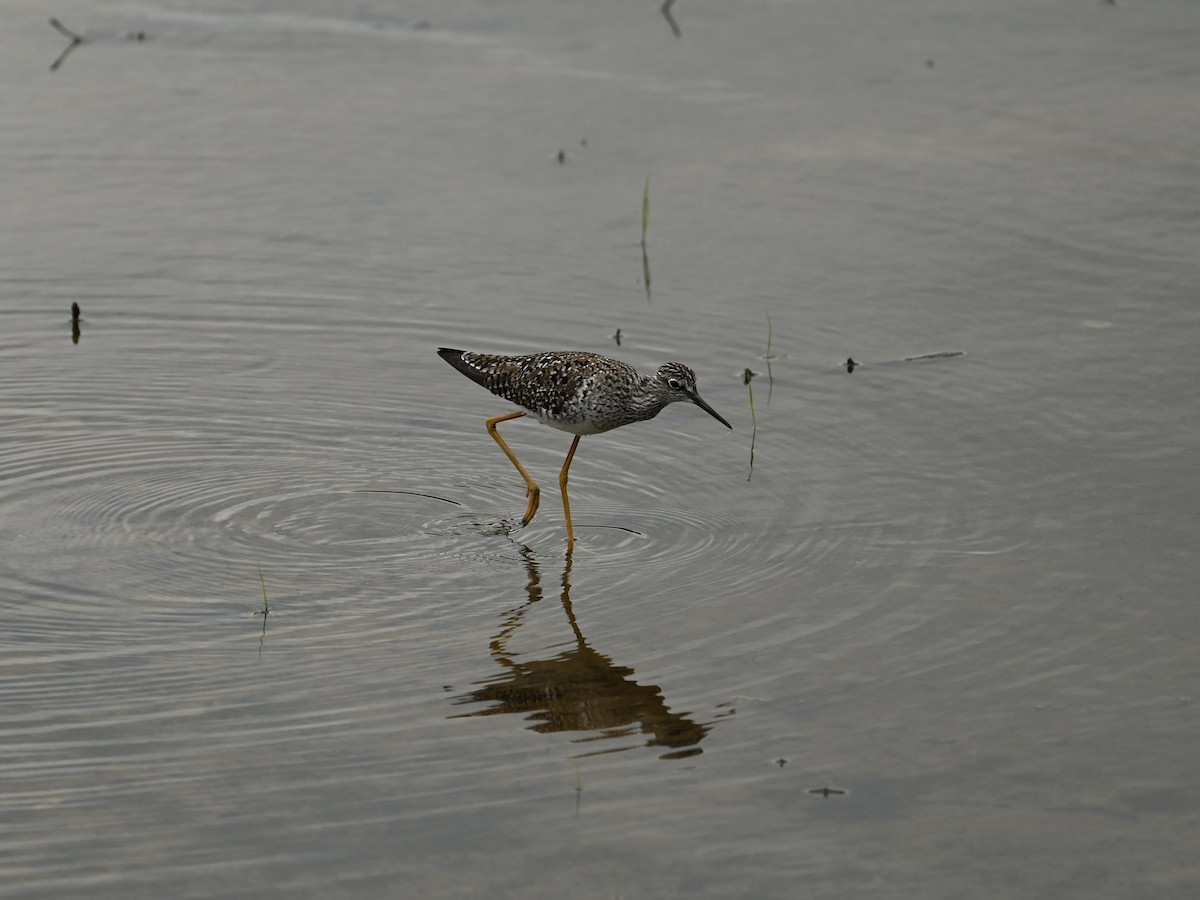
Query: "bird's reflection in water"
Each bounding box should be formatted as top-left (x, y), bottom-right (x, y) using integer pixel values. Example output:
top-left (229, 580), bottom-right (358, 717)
top-left (450, 547), bottom-right (710, 760)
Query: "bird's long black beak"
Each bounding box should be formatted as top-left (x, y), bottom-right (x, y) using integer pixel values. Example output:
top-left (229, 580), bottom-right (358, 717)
top-left (691, 392), bottom-right (732, 429)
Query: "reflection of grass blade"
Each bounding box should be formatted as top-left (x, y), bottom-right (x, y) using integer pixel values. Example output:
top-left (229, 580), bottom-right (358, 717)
top-left (574, 759), bottom-right (584, 818)
top-left (764, 314), bottom-right (774, 404)
top-left (640, 177), bottom-right (652, 300)
top-left (641, 176), bottom-right (650, 247)
top-left (641, 243), bottom-right (652, 302)
top-left (257, 564), bottom-right (270, 616)
top-left (744, 369), bottom-right (757, 481)
top-left (255, 565), bottom-right (271, 655)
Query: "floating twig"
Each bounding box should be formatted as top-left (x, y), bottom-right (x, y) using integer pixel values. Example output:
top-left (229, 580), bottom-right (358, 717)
top-left (48, 19), bottom-right (148, 72)
top-left (807, 786), bottom-right (848, 797)
top-left (350, 489), bottom-right (462, 505)
top-left (48, 18), bottom-right (86, 72)
top-left (903, 350), bottom-right (964, 361)
top-left (569, 523), bottom-right (644, 536)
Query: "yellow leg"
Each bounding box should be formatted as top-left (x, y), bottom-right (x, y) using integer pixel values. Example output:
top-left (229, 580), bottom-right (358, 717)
top-left (485, 412), bottom-right (540, 525)
top-left (559, 435), bottom-right (582, 545)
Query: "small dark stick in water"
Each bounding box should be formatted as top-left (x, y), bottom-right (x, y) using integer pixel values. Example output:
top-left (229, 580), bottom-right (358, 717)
top-left (48, 18), bottom-right (85, 72)
top-left (807, 786), bottom-right (847, 797)
top-left (661, 0), bottom-right (682, 38)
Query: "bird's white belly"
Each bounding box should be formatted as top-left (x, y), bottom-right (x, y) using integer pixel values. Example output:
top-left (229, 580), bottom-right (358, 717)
top-left (528, 409), bottom-right (608, 436)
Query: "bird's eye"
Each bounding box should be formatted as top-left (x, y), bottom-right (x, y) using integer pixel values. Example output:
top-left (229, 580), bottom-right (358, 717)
top-left (667, 378), bottom-right (681, 390)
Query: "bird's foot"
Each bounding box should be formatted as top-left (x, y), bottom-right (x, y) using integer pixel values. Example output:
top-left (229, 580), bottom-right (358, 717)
top-left (520, 485), bottom-right (541, 526)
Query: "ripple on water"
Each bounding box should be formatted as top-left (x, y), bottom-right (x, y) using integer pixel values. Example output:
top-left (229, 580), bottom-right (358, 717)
top-left (0, 299), bottom-right (1071, 810)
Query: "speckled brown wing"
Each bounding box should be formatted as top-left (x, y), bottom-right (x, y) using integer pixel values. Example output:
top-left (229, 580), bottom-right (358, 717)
top-left (437, 348), bottom-right (517, 393)
top-left (440, 349), bottom-right (615, 412)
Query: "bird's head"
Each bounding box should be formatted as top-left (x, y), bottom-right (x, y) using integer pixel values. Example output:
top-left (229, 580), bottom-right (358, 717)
top-left (655, 363), bottom-right (732, 429)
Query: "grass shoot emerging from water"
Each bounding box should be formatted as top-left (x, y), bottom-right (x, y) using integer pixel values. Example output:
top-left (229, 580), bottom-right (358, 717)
top-left (253, 564), bottom-right (271, 655)
top-left (255, 564), bottom-right (270, 618)
top-left (745, 315), bottom-right (772, 481)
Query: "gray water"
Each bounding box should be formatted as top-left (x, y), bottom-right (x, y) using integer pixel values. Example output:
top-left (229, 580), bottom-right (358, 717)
top-left (2, 0), bottom-right (1198, 897)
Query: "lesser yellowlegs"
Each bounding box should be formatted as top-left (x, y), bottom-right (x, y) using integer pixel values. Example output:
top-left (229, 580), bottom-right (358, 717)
top-left (437, 348), bottom-right (732, 543)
